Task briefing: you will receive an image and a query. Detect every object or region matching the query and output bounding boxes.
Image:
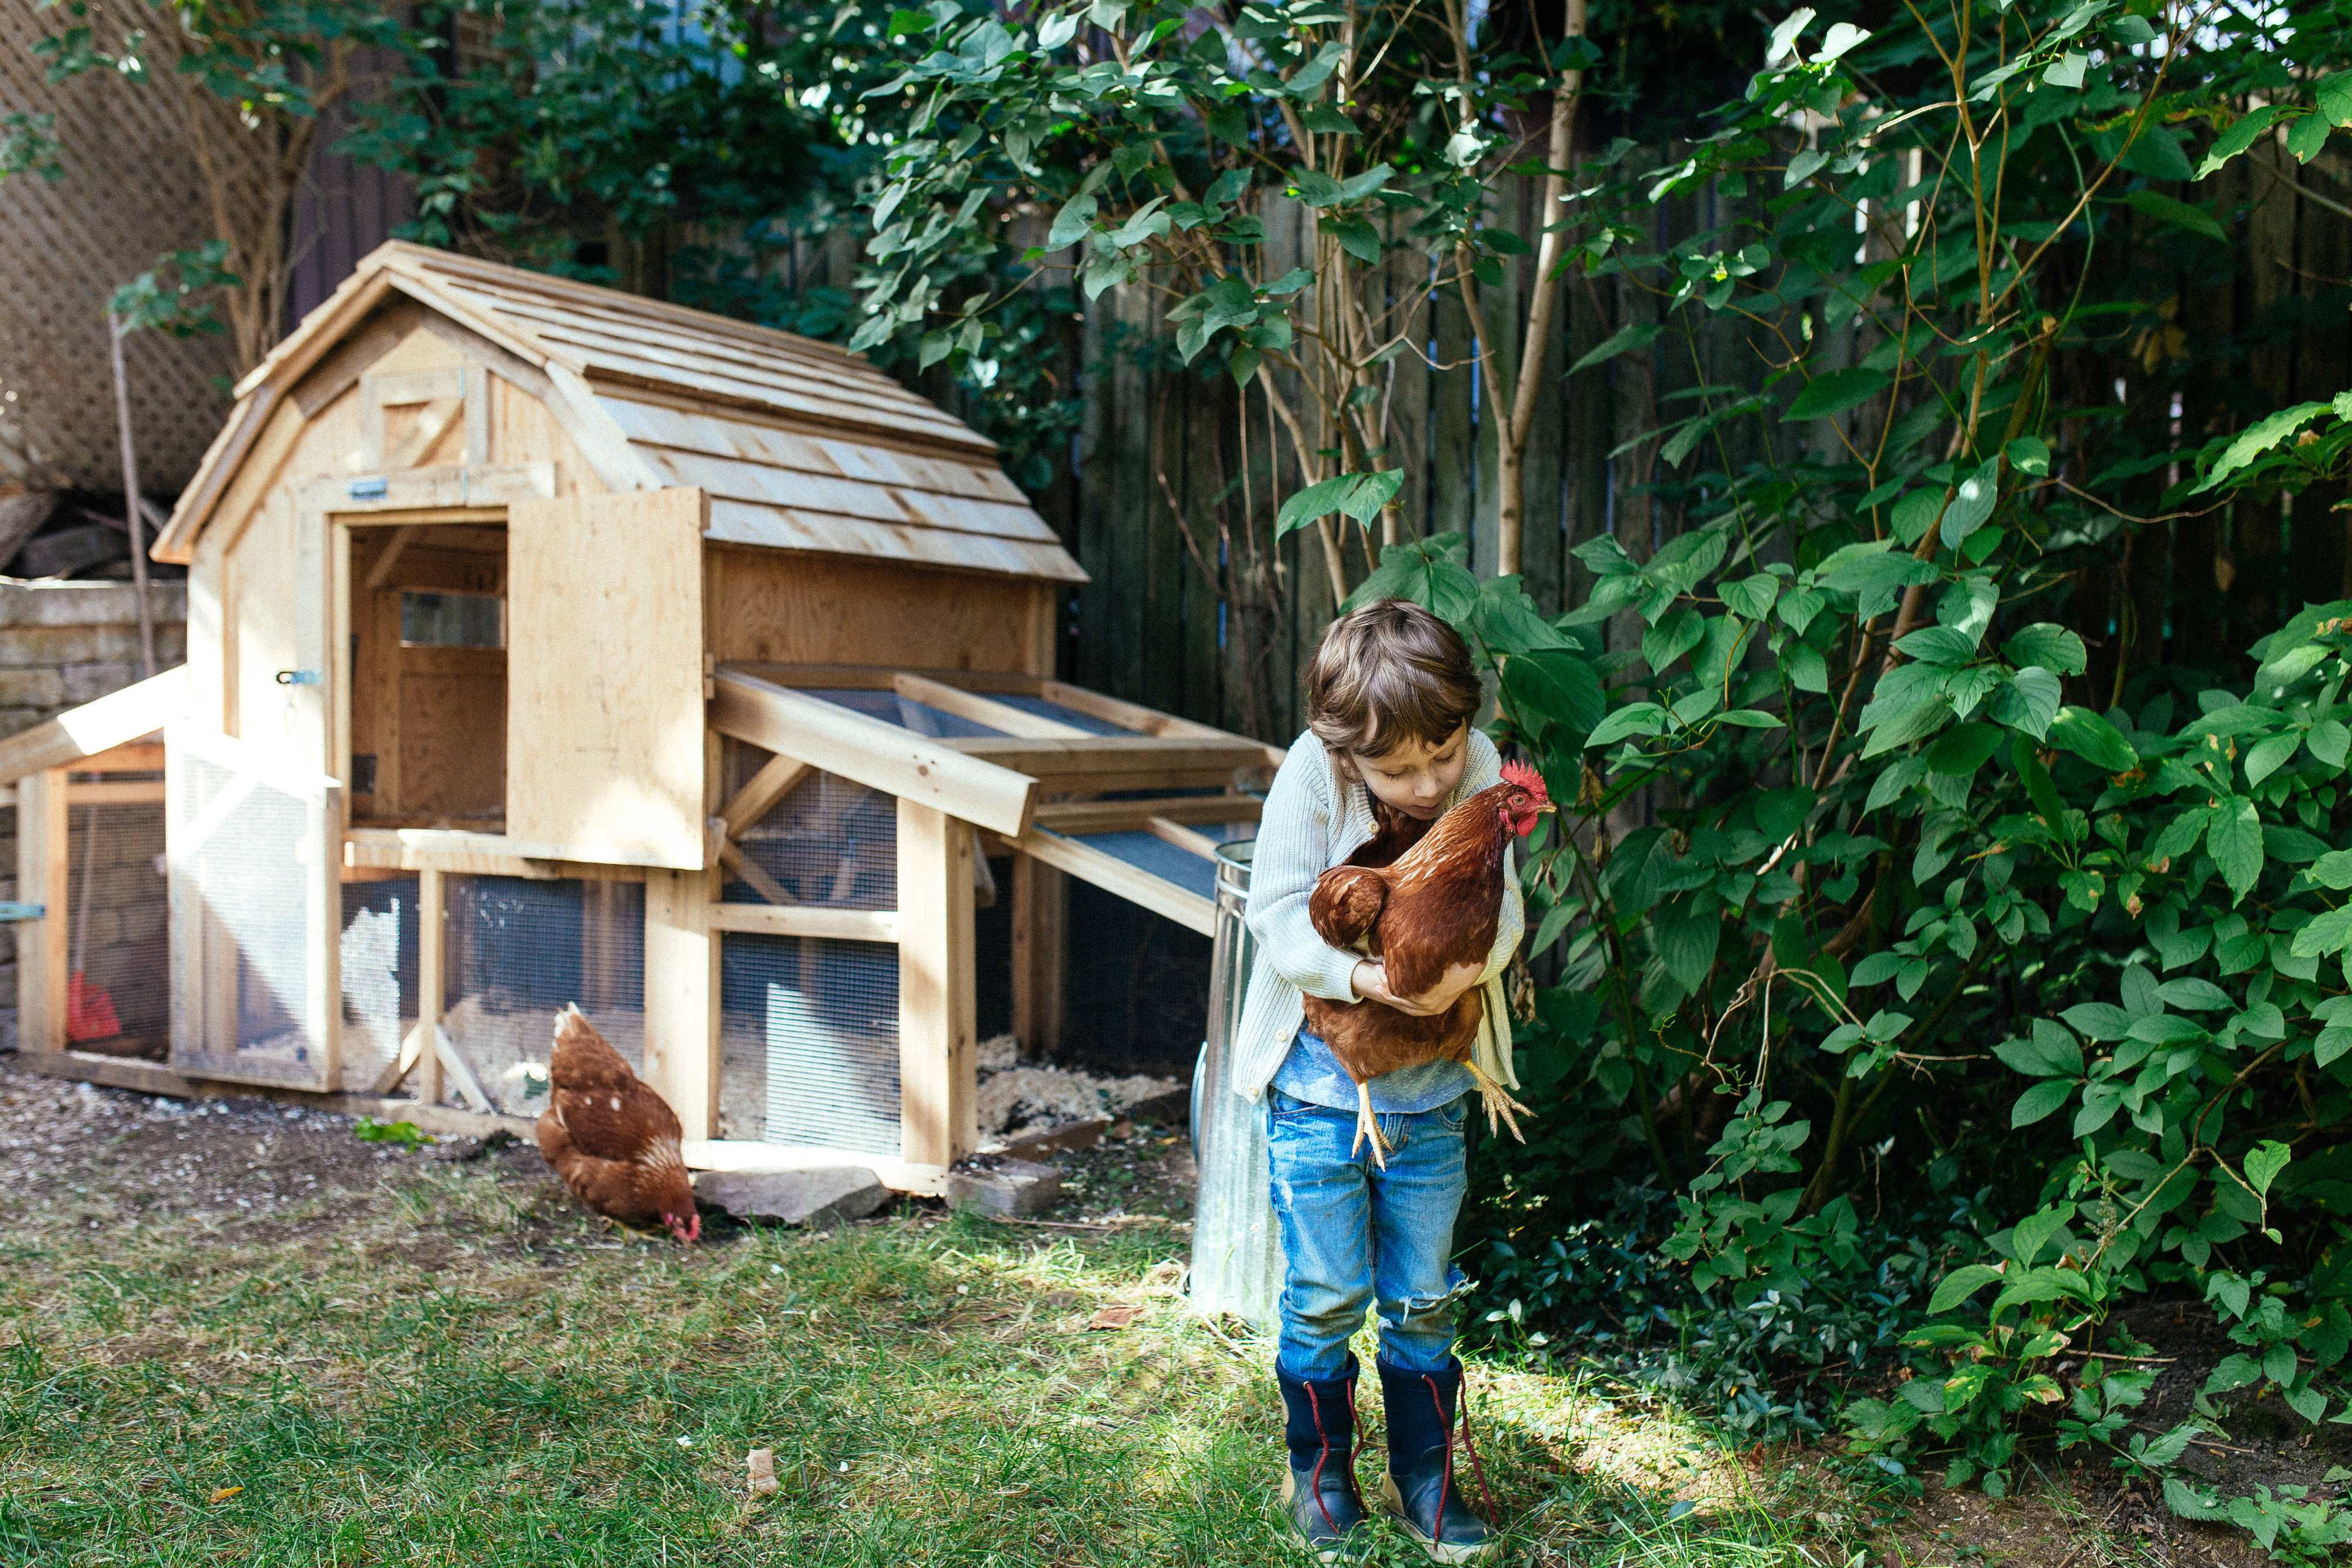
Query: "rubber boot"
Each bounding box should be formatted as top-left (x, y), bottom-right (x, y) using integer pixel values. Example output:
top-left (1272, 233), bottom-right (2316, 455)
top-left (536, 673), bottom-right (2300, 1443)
top-left (1377, 1356), bottom-right (1494, 1563)
top-left (1277, 1357), bottom-right (1367, 1560)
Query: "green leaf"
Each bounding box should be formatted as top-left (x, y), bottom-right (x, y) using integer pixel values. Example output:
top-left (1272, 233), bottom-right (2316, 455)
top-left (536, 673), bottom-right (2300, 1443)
top-left (2157, 978), bottom-right (2231, 1012)
top-left (2192, 403), bottom-right (2331, 494)
top-left (2287, 110), bottom-right (2331, 165)
top-left (2244, 730), bottom-right (2301, 786)
top-left (1275, 470), bottom-right (1403, 536)
top-left (2011, 1078), bottom-right (2077, 1127)
top-left (1988, 667), bottom-right (2062, 740)
top-left (2310, 719), bottom-right (2350, 768)
top-left (1653, 895), bottom-right (1722, 991)
top-left (1569, 322), bottom-right (1663, 376)
top-left (1940, 457), bottom-right (2002, 547)
top-left (2244, 1140), bottom-right (2291, 1201)
top-left (2311, 850), bottom-right (2352, 890)
top-left (2045, 706), bottom-right (2137, 771)
top-left (1926, 721), bottom-right (2006, 774)
top-left (1501, 651), bottom-right (1605, 742)
top-left (1897, 626), bottom-right (1979, 666)
top-left (2124, 189), bottom-right (2227, 242)
top-left (1046, 192), bottom-right (1098, 248)
top-left (1787, 367), bottom-right (1890, 422)
top-left (1587, 703), bottom-right (1668, 747)
top-left (2195, 103), bottom-right (2285, 178)
top-left (2012, 1202), bottom-right (2075, 1268)
top-left (2062, 1002), bottom-right (2132, 1041)
top-left (1927, 1263), bottom-right (2008, 1314)
top-left (2208, 796), bottom-right (2266, 900)
top-left (2003, 624), bottom-right (2089, 676)
top-left (2321, 73), bottom-right (2352, 129)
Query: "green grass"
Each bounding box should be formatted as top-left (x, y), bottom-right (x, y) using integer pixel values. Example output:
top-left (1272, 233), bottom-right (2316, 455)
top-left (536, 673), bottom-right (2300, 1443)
top-left (0, 1156), bottom-right (1923, 1566)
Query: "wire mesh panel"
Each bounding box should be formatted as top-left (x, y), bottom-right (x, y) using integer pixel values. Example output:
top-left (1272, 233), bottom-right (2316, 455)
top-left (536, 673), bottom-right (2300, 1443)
top-left (439, 875), bottom-right (645, 1114)
top-left (726, 769), bottom-right (897, 910)
top-left (62, 800), bottom-right (169, 1058)
top-left (167, 727), bottom-right (339, 1090)
top-left (338, 877), bottom-right (417, 1092)
top-left (722, 932), bottom-right (900, 1156)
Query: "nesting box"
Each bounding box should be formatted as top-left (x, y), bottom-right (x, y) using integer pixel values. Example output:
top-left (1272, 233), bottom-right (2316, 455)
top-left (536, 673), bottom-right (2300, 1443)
top-left (2, 244), bottom-right (1274, 1186)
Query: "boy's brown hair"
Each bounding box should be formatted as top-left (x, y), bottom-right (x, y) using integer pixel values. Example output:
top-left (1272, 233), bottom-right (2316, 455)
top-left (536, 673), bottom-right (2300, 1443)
top-left (1304, 599), bottom-right (1481, 774)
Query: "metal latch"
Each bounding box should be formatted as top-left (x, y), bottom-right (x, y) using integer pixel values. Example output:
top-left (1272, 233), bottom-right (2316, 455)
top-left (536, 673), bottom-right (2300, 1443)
top-left (275, 669), bottom-right (322, 686)
top-left (349, 476), bottom-right (389, 501)
top-left (0, 902), bottom-right (47, 922)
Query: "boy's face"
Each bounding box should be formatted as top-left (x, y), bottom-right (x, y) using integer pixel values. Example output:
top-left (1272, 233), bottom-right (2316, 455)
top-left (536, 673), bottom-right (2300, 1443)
top-left (1354, 724), bottom-right (1469, 821)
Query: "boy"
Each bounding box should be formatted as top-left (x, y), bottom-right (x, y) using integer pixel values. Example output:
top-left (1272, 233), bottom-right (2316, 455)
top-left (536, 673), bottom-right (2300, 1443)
top-left (1237, 598), bottom-right (1522, 1562)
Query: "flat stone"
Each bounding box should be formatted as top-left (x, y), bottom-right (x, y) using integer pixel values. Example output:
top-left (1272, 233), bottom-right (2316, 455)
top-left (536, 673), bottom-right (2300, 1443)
top-left (694, 1166), bottom-right (891, 1226)
top-left (946, 1156), bottom-right (1063, 1218)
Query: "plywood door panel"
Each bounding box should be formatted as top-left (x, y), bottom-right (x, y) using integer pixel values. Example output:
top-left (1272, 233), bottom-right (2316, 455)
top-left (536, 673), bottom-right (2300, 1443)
top-left (228, 488), bottom-right (330, 775)
top-left (399, 655), bottom-right (507, 820)
top-left (507, 489), bottom-right (707, 867)
top-left (713, 548), bottom-right (1053, 674)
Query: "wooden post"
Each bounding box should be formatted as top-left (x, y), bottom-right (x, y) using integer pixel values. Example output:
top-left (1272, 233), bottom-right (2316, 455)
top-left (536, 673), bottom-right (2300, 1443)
top-left (897, 799), bottom-right (975, 1166)
top-left (1011, 854), bottom-right (1065, 1059)
top-left (643, 866), bottom-right (719, 1137)
top-left (16, 767), bottom-right (69, 1052)
top-left (416, 867), bottom-right (445, 1106)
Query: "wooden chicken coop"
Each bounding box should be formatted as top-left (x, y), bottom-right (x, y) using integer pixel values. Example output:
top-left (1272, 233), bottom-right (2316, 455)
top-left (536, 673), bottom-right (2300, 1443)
top-left (4, 243), bottom-right (1274, 1189)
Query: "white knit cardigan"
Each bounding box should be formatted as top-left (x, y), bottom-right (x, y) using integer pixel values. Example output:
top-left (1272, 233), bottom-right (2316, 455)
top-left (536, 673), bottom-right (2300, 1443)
top-left (1231, 729), bottom-right (1524, 1102)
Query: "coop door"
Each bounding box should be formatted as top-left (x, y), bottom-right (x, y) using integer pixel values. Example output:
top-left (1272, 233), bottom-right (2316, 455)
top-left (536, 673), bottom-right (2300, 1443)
top-left (166, 724), bottom-right (343, 1090)
top-left (506, 489), bottom-right (707, 868)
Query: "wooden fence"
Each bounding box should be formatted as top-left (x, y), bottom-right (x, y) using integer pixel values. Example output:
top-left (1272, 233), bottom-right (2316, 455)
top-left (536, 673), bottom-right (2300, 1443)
top-left (1010, 140), bottom-right (2352, 746)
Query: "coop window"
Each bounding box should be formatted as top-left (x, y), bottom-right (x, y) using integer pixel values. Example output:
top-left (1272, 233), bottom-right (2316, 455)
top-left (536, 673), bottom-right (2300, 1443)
top-left (400, 591), bottom-right (504, 648)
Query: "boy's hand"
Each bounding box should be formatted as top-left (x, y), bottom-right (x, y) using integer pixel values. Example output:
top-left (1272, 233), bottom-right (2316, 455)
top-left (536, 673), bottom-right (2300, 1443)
top-left (1352, 959), bottom-right (1484, 1017)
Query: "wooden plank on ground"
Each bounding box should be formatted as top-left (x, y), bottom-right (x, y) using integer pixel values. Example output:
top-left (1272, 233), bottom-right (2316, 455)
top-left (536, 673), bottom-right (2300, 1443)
top-left (14, 1049), bottom-right (539, 1138)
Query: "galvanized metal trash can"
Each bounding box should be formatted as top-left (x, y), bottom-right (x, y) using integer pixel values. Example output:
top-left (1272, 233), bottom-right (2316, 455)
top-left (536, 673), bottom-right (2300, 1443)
top-left (1188, 840), bottom-right (1284, 1328)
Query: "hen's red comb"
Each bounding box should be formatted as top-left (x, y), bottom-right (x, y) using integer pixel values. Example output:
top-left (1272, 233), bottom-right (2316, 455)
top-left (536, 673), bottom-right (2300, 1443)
top-left (1500, 760), bottom-right (1549, 799)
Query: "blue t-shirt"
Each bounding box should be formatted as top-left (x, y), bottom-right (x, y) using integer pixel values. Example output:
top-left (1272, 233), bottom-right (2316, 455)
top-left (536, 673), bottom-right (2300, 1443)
top-left (1272, 1024), bottom-right (1475, 1114)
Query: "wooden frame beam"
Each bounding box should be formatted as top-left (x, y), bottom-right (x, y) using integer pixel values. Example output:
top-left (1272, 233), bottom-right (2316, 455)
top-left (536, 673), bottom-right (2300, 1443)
top-left (890, 672), bottom-right (1090, 738)
top-left (897, 800), bottom-right (975, 1166)
top-left (1031, 794), bottom-right (1264, 834)
top-left (710, 667), bottom-right (1035, 838)
top-left (1011, 855), bottom-right (1064, 1058)
top-left (717, 753), bottom-right (811, 837)
top-left (644, 866), bottom-right (720, 1139)
top-left (0, 668), bottom-right (190, 787)
top-left (16, 768), bottom-right (68, 1052)
top-left (1014, 825), bottom-right (1216, 938)
top-left (705, 902), bottom-right (899, 942)
top-left (16, 1049), bottom-right (537, 1140)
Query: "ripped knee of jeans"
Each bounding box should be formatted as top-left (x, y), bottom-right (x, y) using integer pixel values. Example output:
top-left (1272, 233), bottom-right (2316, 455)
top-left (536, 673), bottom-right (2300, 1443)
top-left (1395, 1266), bottom-right (1472, 1324)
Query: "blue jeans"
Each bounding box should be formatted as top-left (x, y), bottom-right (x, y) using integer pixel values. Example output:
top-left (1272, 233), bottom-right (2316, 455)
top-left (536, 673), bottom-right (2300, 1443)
top-left (1266, 1086), bottom-right (1469, 1381)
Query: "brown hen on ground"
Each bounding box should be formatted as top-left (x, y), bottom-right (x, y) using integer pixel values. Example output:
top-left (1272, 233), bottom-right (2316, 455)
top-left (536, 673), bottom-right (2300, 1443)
top-left (535, 1004), bottom-right (700, 1242)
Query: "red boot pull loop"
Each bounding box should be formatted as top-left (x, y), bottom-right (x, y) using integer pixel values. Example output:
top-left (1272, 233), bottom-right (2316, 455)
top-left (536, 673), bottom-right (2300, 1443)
top-left (1307, 1383), bottom-right (1339, 1534)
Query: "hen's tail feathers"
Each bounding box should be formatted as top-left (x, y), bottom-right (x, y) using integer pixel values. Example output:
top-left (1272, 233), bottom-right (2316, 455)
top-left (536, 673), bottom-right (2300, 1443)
top-left (1465, 1062), bottom-right (1531, 1144)
top-left (1349, 1080), bottom-right (1392, 1171)
top-left (1309, 865), bottom-right (1390, 952)
top-left (549, 1002), bottom-right (636, 1092)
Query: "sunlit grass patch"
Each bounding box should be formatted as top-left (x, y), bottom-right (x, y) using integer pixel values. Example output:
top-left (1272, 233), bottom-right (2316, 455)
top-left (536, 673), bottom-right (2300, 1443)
top-left (0, 1164), bottom-right (2093, 1567)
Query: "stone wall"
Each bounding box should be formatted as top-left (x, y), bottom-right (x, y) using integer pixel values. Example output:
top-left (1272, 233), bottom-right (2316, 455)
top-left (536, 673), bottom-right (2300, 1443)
top-left (0, 579), bottom-right (190, 1050)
